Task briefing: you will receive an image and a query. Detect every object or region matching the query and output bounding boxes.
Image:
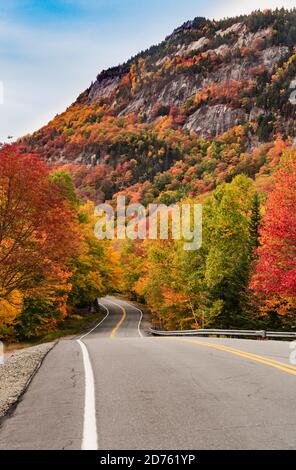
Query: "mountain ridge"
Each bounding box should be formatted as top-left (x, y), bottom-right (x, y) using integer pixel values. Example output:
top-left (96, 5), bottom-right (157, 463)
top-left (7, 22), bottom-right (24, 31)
top-left (21, 8), bottom-right (296, 203)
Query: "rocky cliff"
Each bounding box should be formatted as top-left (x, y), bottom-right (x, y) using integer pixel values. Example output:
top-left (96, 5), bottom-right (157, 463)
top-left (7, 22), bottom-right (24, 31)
top-left (21, 9), bottom-right (296, 203)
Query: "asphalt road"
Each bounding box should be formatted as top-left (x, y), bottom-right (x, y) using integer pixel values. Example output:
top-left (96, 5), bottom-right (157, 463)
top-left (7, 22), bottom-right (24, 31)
top-left (0, 296), bottom-right (295, 450)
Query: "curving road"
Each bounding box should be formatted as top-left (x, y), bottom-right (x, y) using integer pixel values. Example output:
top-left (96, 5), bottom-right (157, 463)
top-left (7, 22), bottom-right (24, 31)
top-left (0, 296), bottom-right (296, 450)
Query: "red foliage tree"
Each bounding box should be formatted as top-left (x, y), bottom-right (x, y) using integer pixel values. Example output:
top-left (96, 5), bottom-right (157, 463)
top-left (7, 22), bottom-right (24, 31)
top-left (250, 152), bottom-right (296, 313)
top-left (0, 145), bottom-right (81, 303)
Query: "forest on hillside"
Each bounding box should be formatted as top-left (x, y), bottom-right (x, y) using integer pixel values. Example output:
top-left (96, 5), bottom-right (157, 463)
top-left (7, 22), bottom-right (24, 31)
top-left (0, 9), bottom-right (295, 340)
top-left (0, 143), bottom-right (295, 340)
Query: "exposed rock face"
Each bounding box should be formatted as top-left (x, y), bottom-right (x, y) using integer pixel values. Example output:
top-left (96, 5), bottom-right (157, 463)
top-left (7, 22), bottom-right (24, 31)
top-left (176, 37), bottom-right (210, 56)
top-left (87, 77), bottom-right (121, 101)
top-left (185, 105), bottom-right (247, 138)
top-left (216, 22), bottom-right (246, 37)
top-left (78, 18), bottom-right (291, 139)
top-left (261, 46), bottom-right (289, 69)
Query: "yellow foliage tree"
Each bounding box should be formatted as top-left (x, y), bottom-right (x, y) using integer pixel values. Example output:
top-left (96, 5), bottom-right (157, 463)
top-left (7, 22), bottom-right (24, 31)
top-left (0, 290), bottom-right (22, 325)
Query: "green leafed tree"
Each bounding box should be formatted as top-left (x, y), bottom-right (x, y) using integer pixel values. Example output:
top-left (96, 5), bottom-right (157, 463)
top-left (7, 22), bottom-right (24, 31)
top-left (203, 175), bottom-right (255, 327)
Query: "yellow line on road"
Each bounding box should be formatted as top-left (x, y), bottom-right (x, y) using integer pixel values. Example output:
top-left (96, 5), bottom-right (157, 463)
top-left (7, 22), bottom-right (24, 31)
top-left (173, 338), bottom-right (296, 377)
top-left (110, 303), bottom-right (126, 338)
top-left (206, 342), bottom-right (296, 371)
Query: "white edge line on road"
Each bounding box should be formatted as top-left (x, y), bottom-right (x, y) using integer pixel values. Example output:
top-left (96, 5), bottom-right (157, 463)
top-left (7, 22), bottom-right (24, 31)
top-left (78, 302), bottom-right (110, 341)
top-left (77, 339), bottom-right (98, 450)
top-left (108, 297), bottom-right (144, 338)
top-left (129, 301), bottom-right (144, 338)
top-left (76, 300), bottom-right (110, 450)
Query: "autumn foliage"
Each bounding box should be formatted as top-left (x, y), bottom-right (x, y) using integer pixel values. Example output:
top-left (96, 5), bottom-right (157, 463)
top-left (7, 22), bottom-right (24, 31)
top-left (251, 152), bottom-right (296, 315)
top-left (0, 145), bottom-right (80, 302)
top-left (2, 9), bottom-right (296, 335)
top-left (0, 145), bottom-right (121, 338)
top-left (120, 152), bottom-right (296, 331)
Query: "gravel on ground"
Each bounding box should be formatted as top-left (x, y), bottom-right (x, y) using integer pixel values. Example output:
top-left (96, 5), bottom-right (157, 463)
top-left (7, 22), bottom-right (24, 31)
top-left (0, 342), bottom-right (56, 418)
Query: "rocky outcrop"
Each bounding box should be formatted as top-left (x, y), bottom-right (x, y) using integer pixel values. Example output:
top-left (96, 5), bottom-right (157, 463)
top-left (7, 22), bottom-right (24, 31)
top-left (22, 9), bottom-right (296, 165)
top-left (185, 105), bottom-right (247, 138)
top-left (79, 17), bottom-right (292, 140)
top-left (87, 76), bottom-right (121, 102)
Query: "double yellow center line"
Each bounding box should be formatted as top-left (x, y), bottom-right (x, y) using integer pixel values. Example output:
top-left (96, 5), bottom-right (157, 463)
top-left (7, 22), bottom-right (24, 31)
top-left (106, 298), bottom-right (296, 377)
top-left (110, 303), bottom-right (126, 338)
top-left (173, 338), bottom-right (296, 376)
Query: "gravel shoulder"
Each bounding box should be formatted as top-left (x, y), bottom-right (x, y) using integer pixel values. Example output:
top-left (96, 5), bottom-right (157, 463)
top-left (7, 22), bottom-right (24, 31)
top-left (0, 342), bottom-right (56, 418)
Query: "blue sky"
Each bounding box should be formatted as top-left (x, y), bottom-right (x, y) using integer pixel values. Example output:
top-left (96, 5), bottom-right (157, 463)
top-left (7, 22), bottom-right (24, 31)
top-left (0, 0), bottom-right (295, 141)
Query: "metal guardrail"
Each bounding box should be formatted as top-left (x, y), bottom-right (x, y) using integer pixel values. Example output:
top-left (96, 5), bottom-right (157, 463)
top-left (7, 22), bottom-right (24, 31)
top-left (150, 328), bottom-right (296, 340)
top-left (266, 331), bottom-right (296, 339)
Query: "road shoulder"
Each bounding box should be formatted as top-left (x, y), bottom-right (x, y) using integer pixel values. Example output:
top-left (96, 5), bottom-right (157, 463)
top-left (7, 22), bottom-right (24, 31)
top-left (0, 341), bottom-right (56, 419)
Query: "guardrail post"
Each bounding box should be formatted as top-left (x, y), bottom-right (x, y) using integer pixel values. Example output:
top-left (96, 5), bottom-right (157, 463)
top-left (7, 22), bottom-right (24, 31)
top-left (257, 330), bottom-right (266, 340)
top-left (262, 330), bottom-right (267, 340)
